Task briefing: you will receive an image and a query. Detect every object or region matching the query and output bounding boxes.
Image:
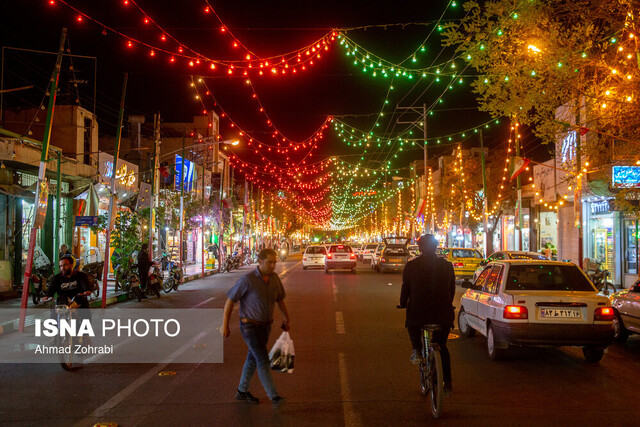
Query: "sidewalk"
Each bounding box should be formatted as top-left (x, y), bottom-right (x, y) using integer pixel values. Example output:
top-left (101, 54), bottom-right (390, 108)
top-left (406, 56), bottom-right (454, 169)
top-left (0, 262), bottom-right (220, 336)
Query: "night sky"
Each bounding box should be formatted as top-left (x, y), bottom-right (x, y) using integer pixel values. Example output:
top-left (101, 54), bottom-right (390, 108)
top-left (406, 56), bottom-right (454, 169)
top-left (0, 1), bottom-right (551, 185)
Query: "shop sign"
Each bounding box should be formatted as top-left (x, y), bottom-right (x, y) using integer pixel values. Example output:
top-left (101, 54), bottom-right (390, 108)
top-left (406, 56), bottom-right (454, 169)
top-left (98, 152), bottom-right (138, 193)
top-left (175, 155), bottom-right (194, 192)
top-left (590, 200), bottom-right (611, 215)
top-left (33, 180), bottom-right (49, 229)
top-left (612, 166), bottom-right (640, 189)
top-left (75, 216), bottom-right (99, 227)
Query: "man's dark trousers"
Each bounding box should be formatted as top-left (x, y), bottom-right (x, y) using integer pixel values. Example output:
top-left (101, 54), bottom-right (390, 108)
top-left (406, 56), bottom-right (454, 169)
top-left (408, 325), bottom-right (452, 384)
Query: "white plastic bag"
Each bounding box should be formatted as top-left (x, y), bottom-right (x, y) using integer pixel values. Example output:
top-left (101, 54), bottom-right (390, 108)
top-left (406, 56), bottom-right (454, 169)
top-left (269, 331), bottom-right (295, 373)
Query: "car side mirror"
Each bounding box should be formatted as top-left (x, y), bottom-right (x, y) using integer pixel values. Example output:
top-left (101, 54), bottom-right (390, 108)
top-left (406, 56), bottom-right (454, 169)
top-left (479, 260), bottom-right (487, 266)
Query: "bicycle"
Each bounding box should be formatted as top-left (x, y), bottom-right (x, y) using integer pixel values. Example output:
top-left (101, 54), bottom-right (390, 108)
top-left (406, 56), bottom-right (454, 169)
top-left (43, 294), bottom-right (90, 371)
top-left (397, 305), bottom-right (444, 418)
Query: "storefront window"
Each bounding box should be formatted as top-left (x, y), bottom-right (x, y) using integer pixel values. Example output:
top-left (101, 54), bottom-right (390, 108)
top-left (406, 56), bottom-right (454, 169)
top-left (590, 215), bottom-right (616, 284)
top-left (624, 219), bottom-right (638, 274)
top-left (539, 211), bottom-right (557, 259)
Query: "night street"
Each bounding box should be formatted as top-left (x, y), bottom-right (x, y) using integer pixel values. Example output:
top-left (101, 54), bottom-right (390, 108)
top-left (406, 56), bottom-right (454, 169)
top-left (1, 256), bottom-right (638, 426)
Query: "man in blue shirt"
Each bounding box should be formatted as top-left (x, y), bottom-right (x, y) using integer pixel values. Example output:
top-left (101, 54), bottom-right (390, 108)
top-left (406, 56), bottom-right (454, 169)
top-left (221, 248), bottom-right (290, 406)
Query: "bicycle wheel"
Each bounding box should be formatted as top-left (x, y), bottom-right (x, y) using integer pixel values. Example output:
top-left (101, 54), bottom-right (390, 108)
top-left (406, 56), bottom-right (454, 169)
top-left (429, 350), bottom-right (443, 419)
top-left (56, 324), bottom-right (75, 371)
top-left (163, 277), bottom-right (173, 293)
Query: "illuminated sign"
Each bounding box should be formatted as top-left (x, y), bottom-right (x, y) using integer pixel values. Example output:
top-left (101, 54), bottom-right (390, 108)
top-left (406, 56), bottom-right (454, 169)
top-left (590, 200), bottom-right (611, 215)
top-left (560, 131), bottom-right (576, 165)
top-left (98, 152), bottom-right (138, 192)
top-left (612, 166), bottom-right (640, 189)
top-left (175, 155), bottom-right (195, 192)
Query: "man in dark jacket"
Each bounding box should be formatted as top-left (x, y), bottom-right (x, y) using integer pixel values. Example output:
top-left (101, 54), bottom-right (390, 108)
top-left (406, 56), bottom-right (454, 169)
top-left (400, 234), bottom-right (455, 394)
top-left (137, 243), bottom-right (153, 300)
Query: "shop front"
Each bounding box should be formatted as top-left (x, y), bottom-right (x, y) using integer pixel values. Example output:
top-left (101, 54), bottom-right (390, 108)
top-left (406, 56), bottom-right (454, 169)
top-left (584, 198), bottom-right (620, 287)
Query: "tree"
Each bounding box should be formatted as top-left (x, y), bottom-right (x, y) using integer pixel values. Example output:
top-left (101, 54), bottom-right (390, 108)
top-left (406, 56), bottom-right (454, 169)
top-left (443, 0), bottom-right (639, 149)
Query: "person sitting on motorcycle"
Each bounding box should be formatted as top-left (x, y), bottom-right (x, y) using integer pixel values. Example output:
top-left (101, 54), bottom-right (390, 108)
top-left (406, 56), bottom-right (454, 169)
top-left (137, 243), bottom-right (154, 300)
top-left (45, 255), bottom-right (93, 321)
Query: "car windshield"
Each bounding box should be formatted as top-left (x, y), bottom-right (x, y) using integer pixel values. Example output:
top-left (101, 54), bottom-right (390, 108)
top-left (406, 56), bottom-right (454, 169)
top-left (451, 249), bottom-right (482, 258)
top-left (509, 253), bottom-right (548, 260)
top-left (365, 244), bottom-right (378, 250)
top-left (330, 245), bottom-right (352, 253)
top-left (306, 246), bottom-right (325, 254)
top-left (505, 264), bottom-right (595, 292)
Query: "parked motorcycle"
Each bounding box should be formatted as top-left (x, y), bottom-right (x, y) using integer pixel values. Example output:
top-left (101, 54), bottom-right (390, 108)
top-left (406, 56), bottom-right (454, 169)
top-left (115, 264), bottom-right (141, 301)
top-left (81, 261), bottom-right (103, 299)
top-left (163, 263), bottom-right (183, 292)
top-left (30, 263), bottom-right (53, 305)
top-left (146, 260), bottom-right (163, 298)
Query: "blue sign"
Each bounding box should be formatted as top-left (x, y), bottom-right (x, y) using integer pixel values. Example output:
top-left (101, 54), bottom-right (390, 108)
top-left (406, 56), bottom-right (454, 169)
top-left (75, 216), bottom-right (99, 227)
top-left (175, 155), bottom-right (195, 192)
top-left (612, 166), bottom-right (640, 189)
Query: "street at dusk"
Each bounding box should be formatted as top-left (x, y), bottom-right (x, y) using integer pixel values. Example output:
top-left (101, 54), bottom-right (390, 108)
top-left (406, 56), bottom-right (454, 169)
top-left (1, 0), bottom-right (640, 426)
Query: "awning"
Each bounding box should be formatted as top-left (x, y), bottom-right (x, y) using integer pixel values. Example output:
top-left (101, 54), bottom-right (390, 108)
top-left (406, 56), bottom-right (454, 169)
top-left (0, 184), bottom-right (33, 198)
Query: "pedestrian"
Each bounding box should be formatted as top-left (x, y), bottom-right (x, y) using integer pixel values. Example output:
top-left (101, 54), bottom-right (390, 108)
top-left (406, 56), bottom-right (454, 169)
top-left (137, 243), bottom-right (153, 301)
top-left (399, 234), bottom-right (455, 395)
top-left (221, 248), bottom-right (290, 406)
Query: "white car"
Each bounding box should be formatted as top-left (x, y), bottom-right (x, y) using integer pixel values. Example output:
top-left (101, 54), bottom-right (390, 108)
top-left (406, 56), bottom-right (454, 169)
top-left (325, 244), bottom-right (356, 273)
top-left (302, 245), bottom-right (326, 270)
top-left (370, 244), bottom-right (385, 271)
top-left (458, 260), bottom-right (614, 362)
top-left (361, 243), bottom-right (379, 262)
top-left (611, 278), bottom-right (640, 342)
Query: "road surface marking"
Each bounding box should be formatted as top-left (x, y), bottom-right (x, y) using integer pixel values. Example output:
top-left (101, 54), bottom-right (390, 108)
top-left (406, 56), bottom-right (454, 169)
top-left (75, 329), bottom-right (215, 426)
top-left (336, 311), bottom-right (346, 334)
top-left (332, 276), bottom-right (338, 303)
top-left (192, 296), bottom-right (216, 308)
top-left (338, 352), bottom-right (362, 427)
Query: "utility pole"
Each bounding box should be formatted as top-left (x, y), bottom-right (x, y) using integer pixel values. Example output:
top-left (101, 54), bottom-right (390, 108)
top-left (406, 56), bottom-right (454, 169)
top-left (150, 113), bottom-right (161, 258)
top-left (19, 29), bottom-right (66, 331)
top-left (179, 131), bottom-right (185, 269)
top-left (53, 152), bottom-right (62, 273)
top-left (101, 73), bottom-right (128, 309)
top-left (480, 129), bottom-right (489, 257)
top-left (397, 103), bottom-right (428, 232)
top-left (515, 122), bottom-right (523, 251)
top-left (575, 100), bottom-right (583, 268)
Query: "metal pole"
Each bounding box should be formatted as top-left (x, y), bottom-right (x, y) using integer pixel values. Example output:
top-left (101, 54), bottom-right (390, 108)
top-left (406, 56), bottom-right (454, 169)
top-left (515, 123), bottom-right (522, 251)
top-left (149, 114), bottom-right (157, 256)
top-left (423, 103), bottom-right (428, 233)
top-left (480, 129), bottom-right (489, 257)
top-left (180, 132), bottom-right (185, 270)
top-left (54, 151), bottom-right (61, 273)
top-left (576, 102), bottom-right (583, 268)
top-left (201, 155), bottom-right (205, 276)
top-left (19, 29), bottom-right (66, 332)
top-left (101, 73), bottom-right (128, 308)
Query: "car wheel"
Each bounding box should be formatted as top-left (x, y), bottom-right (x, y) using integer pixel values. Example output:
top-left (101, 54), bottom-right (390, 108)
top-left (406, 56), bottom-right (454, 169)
top-left (582, 346), bottom-right (605, 362)
top-left (487, 324), bottom-right (506, 360)
top-left (613, 312), bottom-right (629, 342)
top-left (303, 266), bottom-right (308, 270)
top-left (457, 308), bottom-right (475, 337)
top-left (324, 268), bottom-right (329, 274)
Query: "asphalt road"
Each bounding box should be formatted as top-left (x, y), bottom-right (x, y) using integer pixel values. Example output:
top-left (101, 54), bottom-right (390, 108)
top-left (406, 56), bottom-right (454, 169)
top-left (1, 255), bottom-right (639, 426)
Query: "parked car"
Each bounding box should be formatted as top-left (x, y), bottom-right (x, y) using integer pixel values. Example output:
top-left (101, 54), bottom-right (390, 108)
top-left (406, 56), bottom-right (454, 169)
top-left (611, 278), bottom-right (640, 342)
top-left (361, 243), bottom-right (379, 263)
top-left (378, 237), bottom-right (411, 273)
top-left (473, 251), bottom-right (549, 282)
top-left (370, 243), bottom-right (385, 271)
top-left (458, 260), bottom-right (614, 361)
top-left (353, 244), bottom-right (364, 260)
top-left (442, 248), bottom-right (484, 284)
top-left (302, 245), bottom-right (327, 270)
top-left (408, 244), bottom-right (419, 259)
top-left (325, 244), bottom-right (357, 274)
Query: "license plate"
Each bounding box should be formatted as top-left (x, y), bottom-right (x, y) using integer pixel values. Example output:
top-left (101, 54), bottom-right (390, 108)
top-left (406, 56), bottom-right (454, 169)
top-left (390, 258), bottom-right (401, 263)
top-left (539, 308), bottom-right (582, 318)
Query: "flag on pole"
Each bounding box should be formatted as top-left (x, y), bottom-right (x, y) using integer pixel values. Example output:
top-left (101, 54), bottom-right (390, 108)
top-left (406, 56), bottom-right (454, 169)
top-left (414, 198), bottom-right (427, 216)
top-left (509, 156), bottom-right (531, 181)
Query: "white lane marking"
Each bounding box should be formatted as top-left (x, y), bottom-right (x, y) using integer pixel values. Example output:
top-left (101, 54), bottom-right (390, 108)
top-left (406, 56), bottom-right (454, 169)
top-left (338, 352), bottom-right (362, 427)
top-left (332, 275), bottom-right (338, 303)
top-left (192, 296), bottom-right (216, 308)
top-left (75, 328), bottom-right (215, 426)
top-left (336, 311), bottom-right (346, 334)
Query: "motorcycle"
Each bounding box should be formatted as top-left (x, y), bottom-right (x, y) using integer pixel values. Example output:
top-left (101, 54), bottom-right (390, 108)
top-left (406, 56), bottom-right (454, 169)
top-left (81, 261), bottom-right (103, 299)
top-left (145, 260), bottom-right (163, 298)
top-left (30, 263), bottom-right (53, 305)
top-left (279, 248), bottom-right (288, 262)
top-left (163, 263), bottom-right (183, 292)
top-left (115, 264), bottom-right (141, 301)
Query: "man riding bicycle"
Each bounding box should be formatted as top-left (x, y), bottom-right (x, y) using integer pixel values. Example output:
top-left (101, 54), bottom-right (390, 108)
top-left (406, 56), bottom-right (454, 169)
top-left (45, 255), bottom-right (92, 317)
top-left (400, 234), bottom-right (455, 395)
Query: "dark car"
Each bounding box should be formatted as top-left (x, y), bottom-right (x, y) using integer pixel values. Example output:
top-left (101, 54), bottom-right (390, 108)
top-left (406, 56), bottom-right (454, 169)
top-left (378, 237), bottom-right (411, 273)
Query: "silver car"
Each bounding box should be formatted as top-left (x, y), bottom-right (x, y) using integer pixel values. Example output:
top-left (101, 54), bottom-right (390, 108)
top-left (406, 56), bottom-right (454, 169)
top-left (611, 279), bottom-right (640, 342)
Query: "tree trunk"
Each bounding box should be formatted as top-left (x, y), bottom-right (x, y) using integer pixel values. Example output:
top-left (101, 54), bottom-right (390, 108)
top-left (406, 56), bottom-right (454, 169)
top-left (486, 229), bottom-right (495, 256)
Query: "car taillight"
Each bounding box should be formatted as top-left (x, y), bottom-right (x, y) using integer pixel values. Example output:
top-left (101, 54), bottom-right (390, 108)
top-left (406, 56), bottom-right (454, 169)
top-left (503, 305), bottom-right (528, 319)
top-left (350, 253), bottom-right (356, 259)
top-left (327, 253), bottom-right (332, 259)
top-left (381, 258), bottom-right (386, 263)
top-left (594, 307), bottom-right (614, 321)
top-left (303, 256), bottom-right (307, 261)
top-left (453, 262), bottom-right (464, 268)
